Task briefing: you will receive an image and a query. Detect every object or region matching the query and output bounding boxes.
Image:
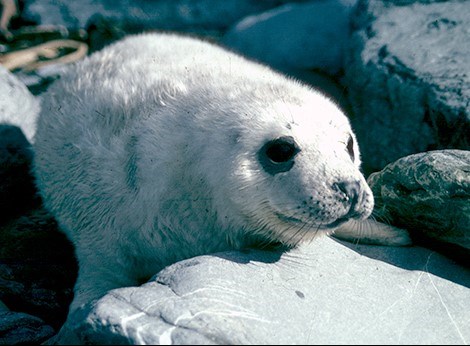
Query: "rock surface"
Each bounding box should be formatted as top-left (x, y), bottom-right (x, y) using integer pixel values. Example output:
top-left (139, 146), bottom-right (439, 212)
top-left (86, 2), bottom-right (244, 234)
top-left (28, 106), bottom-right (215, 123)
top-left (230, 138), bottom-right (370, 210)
top-left (222, 0), bottom-right (357, 76)
top-left (368, 150), bottom-right (470, 259)
top-left (22, 0), bottom-right (302, 38)
top-left (0, 66), bottom-right (39, 143)
top-left (0, 310), bottom-right (55, 345)
top-left (17, 1), bottom-right (347, 90)
top-left (54, 236), bottom-right (470, 345)
top-left (345, 0), bottom-right (470, 174)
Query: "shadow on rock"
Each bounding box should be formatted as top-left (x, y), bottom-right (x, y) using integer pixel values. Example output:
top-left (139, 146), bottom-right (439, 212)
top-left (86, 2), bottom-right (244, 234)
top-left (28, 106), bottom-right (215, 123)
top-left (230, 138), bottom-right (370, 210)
top-left (335, 238), bottom-right (470, 289)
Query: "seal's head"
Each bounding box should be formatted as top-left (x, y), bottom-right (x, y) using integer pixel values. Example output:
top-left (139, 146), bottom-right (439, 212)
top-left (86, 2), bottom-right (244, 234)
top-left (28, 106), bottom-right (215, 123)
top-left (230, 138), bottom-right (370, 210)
top-left (192, 81), bottom-right (373, 247)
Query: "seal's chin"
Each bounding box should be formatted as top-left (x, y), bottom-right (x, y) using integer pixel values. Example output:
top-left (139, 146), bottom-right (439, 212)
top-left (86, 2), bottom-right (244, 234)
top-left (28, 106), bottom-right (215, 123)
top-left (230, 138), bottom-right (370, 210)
top-left (273, 211), bottom-right (350, 230)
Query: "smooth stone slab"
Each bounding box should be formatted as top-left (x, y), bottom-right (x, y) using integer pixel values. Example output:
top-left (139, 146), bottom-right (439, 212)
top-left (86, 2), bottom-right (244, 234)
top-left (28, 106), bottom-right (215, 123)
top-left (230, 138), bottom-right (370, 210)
top-left (59, 236), bottom-right (470, 344)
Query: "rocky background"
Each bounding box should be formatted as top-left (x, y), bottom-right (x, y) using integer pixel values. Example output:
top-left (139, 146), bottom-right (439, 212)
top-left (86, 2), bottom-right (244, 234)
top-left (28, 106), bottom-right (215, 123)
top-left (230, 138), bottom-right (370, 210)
top-left (0, 0), bottom-right (469, 344)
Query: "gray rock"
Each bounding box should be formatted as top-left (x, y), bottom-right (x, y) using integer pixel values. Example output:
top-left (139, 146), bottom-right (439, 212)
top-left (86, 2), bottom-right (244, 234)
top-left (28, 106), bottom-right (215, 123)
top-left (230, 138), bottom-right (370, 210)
top-left (344, 0), bottom-right (470, 174)
top-left (55, 236), bottom-right (470, 345)
top-left (0, 66), bottom-right (39, 143)
top-left (222, 0), bottom-right (358, 76)
top-left (21, 0), bottom-right (310, 54)
top-left (0, 310), bottom-right (55, 345)
top-left (368, 150), bottom-right (470, 254)
top-left (22, 0), bottom-right (303, 38)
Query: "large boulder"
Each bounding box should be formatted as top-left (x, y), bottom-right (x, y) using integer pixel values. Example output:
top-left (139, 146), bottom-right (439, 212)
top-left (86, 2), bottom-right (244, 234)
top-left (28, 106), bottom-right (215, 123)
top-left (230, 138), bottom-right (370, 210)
top-left (344, 0), bottom-right (470, 174)
top-left (222, 0), bottom-right (358, 76)
top-left (53, 236), bottom-right (470, 344)
top-left (221, 0), bottom-right (357, 110)
top-left (368, 149), bottom-right (470, 262)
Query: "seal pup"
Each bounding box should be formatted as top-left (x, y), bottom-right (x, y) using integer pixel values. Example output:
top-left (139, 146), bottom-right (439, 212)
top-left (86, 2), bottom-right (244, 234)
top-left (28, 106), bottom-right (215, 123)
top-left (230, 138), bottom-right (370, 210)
top-left (33, 33), bottom-right (410, 322)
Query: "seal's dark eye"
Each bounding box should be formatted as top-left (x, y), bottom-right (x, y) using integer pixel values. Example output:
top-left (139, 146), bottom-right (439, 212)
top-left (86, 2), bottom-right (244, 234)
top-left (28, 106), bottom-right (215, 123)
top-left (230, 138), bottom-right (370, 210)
top-left (347, 134), bottom-right (355, 162)
top-left (258, 136), bottom-right (300, 175)
top-left (266, 138), bottom-right (297, 163)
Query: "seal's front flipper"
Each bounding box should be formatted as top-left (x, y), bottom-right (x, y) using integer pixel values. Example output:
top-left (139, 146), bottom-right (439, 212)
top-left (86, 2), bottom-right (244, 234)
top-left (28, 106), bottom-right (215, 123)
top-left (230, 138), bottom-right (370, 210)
top-left (332, 219), bottom-right (412, 246)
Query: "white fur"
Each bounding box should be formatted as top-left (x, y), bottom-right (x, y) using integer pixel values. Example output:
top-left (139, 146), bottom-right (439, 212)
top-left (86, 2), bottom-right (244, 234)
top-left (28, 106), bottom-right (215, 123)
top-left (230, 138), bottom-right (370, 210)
top-left (33, 33), bottom-right (410, 322)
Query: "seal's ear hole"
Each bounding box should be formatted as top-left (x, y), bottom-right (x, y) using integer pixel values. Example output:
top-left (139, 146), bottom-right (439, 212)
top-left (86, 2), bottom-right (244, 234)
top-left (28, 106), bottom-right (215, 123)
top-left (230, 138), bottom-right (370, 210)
top-left (258, 136), bottom-right (300, 175)
top-left (265, 136), bottom-right (299, 163)
top-left (347, 135), bottom-right (355, 162)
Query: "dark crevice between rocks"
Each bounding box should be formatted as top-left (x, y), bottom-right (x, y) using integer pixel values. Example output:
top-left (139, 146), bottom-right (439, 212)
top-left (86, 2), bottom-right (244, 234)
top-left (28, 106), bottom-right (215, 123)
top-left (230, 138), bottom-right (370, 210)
top-left (26, 77), bottom-right (57, 96)
top-left (371, 213), bottom-right (470, 269)
top-left (371, 190), bottom-right (469, 269)
top-left (379, 45), bottom-right (419, 82)
top-left (393, 183), bottom-right (427, 197)
top-left (422, 97), bottom-right (470, 151)
top-left (0, 125), bottom-right (40, 226)
top-left (374, 208), bottom-right (470, 269)
top-left (409, 230), bottom-right (470, 269)
top-left (0, 208), bottom-right (78, 330)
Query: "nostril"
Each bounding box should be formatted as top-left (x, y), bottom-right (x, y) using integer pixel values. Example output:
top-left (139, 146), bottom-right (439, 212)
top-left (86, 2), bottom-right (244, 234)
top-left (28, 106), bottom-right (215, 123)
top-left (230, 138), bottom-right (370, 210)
top-left (333, 181), bottom-right (360, 207)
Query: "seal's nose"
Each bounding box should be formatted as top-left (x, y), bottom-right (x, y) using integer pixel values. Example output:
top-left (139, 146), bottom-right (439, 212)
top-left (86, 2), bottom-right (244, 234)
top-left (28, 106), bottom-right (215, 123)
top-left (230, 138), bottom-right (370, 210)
top-left (333, 181), bottom-right (360, 215)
